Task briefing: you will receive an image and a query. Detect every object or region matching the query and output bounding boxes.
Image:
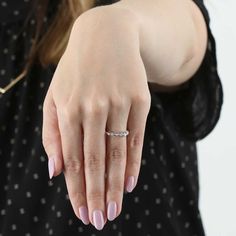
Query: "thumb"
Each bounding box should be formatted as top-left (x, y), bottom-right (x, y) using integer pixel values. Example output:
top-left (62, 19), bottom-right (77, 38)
top-left (42, 87), bottom-right (64, 179)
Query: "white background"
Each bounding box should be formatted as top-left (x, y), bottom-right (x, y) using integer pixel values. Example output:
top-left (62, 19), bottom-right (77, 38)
top-left (198, 1), bottom-right (236, 235)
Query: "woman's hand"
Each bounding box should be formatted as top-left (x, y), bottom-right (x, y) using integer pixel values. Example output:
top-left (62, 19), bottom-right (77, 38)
top-left (42, 5), bottom-right (151, 230)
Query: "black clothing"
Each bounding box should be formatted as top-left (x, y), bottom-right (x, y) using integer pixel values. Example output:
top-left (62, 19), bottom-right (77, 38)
top-left (0, 0), bottom-right (223, 235)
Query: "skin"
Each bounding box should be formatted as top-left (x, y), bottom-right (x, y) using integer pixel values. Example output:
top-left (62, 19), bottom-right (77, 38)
top-left (42, 0), bottom-right (207, 230)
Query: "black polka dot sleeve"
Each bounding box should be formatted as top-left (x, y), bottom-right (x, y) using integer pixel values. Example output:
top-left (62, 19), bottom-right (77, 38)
top-left (148, 0), bottom-right (223, 142)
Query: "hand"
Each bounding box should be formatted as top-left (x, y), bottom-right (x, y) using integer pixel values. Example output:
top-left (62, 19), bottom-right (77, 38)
top-left (42, 5), bottom-right (151, 230)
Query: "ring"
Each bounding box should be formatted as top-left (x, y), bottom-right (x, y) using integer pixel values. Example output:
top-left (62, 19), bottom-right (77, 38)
top-left (105, 130), bottom-right (129, 137)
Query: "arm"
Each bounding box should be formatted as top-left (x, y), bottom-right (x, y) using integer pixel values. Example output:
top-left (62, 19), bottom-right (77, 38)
top-left (112, 0), bottom-right (208, 92)
top-left (42, 0), bottom-right (209, 229)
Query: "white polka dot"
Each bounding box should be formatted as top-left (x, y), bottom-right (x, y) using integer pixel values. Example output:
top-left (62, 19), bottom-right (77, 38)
top-left (155, 198), bottom-right (161, 204)
top-left (68, 219), bottom-right (73, 225)
top-left (159, 133), bottom-right (164, 140)
top-left (166, 212), bottom-right (171, 218)
top-left (56, 211), bottom-right (61, 218)
top-left (143, 184), bottom-right (148, 190)
top-left (179, 186), bottom-right (184, 192)
top-left (137, 222), bottom-right (142, 228)
top-left (170, 148), bottom-right (175, 154)
top-left (18, 162), bottom-right (24, 168)
top-left (156, 223), bottom-right (162, 229)
top-left (125, 213), bottom-right (130, 220)
top-left (134, 196), bottom-right (139, 203)
top-left (40, 198), bottom-right (46, 204)
top-left (141, 159), bottom-right (146, 165)
top-left (177, 210), bottom-right (182, 216)
top-left (19, 208), bottom-right (25, 214)
top-left (13, 10), bottom-right (19, 15)
top-left (14, 184), bottom-right (19, 190)
top-left (145, 209), bottom-right (150, 215)
top-left (1, 2), bottom-right (7, 7)
top-left (181, 162), bottom-right (186, 168)
top-left (180, 141), bottom-right (185, 147)
top-left (0, 209), bottom-right (6, 215)
top-left (162, 187), bottom-right (167, 194)
top-left (153, 173), bottom-right (158, 179)
top-left (169, 172), bottom-right (175, 178)
top-left (185, 222), bottom-right (190, 228)
top-left (33, 173), bottom-right (39, 179)
top-left (150, 148), bottom-right (155, 154)
top-left (7, 199), bottom-right (12, 205)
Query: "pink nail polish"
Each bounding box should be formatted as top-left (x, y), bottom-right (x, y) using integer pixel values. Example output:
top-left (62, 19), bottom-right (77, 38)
top-left (79, 206), bottom-right (90, 225)
top-left (126, 176), bottom-right (135, 193)
top-left (48, 157), bottom-right (55, 179)
top-left (107, 201), bottom-right (117, 221)
top-left (92, 210), bottom-right (104, 230)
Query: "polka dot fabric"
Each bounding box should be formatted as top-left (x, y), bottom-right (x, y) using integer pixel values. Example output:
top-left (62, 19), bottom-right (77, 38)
top-left (0, 0), bottom-right (223, 236)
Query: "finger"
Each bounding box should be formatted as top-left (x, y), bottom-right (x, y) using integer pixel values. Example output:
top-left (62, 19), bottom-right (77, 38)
top-left (57, 105), bottom-right (89, 225)
top-left (105, 102), bottom-right (130, 221)
top-left (125, 95), bottom-right (151, 193)
top-left (42, 87), bottom-right (63, 178)
top-left (83, 105), bottom-right (107, 230)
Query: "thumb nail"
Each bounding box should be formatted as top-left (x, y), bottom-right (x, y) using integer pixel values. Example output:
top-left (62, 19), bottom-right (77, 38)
top-left (48, 156), bottom-right (55, 179)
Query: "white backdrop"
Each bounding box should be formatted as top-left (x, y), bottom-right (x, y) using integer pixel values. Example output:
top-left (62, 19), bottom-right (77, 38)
top-left (198, 1), bottom-right (236, 235)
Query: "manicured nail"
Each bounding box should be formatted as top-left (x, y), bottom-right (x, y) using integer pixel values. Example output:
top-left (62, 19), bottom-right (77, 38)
top-left (107, 201), bottom-right (117, 221)
top-left (48, 157), bottom-right (55, 179)
top-left (126, 176), bottom-right (135, 193)
top-left (79, 206), bottom-right (90, 225)
top-left (92, 210), bottom-right (104, 230)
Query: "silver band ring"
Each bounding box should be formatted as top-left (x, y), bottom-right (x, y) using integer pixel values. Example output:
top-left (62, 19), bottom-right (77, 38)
top-left (105, 130), bottom-right (129, 137)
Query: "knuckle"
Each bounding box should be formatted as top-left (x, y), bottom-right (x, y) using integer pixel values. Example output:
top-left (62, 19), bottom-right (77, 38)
top-left (84, 151), bottom-right (104, 172)
top-left (42, 136), bottom-right (50, 150)
top-left (82, 101), bottom-right (107, 117)
top-left (69, 190), bottom-right (86, 203)
top-left (129, 132), bottom-right (143, 148)
top-left (133, 93), bottom-right (151, 107)
top-left (110, 183), bottom-right (123, 194)
top-left (87, 190), bottom-right (104, 202)
top-left (108, 147), bottom-right (125, 163)
top-left (110, 96), bottom-right (128, 110)
top-left (64, 158), bottom-right (83, 174)
top-left (63, 107), bottom-right (80, 126)
top-left (42, 137), bottom-right (54, 153)
top-left (130, 156), bottom-right (141, 170)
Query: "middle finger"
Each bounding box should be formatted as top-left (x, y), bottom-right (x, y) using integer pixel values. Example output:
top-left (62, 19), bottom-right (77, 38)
top-left (83, 104), bottom-right (107, 230)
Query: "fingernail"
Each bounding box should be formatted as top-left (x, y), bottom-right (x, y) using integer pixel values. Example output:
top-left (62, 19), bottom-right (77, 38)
top-left (48, 157), bottom-right (55, 179)
top-left (79, 206), bottom-right (90, 225)
top-left (107, 201), bottom-right (117, 221)
top-left (126, 176), bottom-right (135, 193)
top-left (92, 210), bottom-right (104, 230)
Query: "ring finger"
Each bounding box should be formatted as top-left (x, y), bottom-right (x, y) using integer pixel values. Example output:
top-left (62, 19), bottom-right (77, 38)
top-left (105, 101), bottom-right (131, 221)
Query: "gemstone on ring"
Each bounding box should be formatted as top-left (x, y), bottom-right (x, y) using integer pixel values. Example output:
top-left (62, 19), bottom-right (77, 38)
top-left (105, 130), bottom-right (129, 137)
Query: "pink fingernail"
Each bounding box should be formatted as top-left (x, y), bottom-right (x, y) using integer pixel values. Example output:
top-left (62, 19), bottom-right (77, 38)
top-left (79, 206), bottom-right (90, 225)
top-left (107, 201), bottom-right (117, 221)
top-left (126, 176), bottom-right (135, 193)
top-left (92, 210), bottom-right (104, 230)
top-left (48, 157), bottom-right (55, 179)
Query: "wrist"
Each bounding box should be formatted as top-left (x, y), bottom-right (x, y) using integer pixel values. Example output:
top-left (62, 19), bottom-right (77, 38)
top-left (73, 4), bottom-right (141, 41)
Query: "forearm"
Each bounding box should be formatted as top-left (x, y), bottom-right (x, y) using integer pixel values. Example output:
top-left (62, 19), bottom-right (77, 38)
top-left (74, 0), bottom-right (207, 90)
top-left (113, 0), bottom-right (208, 88)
